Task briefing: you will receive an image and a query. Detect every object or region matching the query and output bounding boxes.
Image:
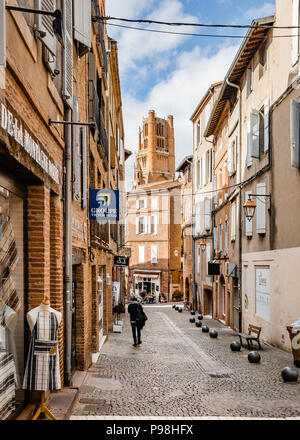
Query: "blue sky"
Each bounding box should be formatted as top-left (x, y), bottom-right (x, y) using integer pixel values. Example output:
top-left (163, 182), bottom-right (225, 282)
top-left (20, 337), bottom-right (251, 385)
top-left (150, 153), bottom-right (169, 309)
top-left (106, 0), bottom-right (275, 187)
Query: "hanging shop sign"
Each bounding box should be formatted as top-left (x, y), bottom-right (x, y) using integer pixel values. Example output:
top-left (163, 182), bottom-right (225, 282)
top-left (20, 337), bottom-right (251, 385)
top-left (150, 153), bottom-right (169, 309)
top-left (114, 255), bottom-right (129, 267)
top-left (208, 262), bottom-right (220, 276)
top-left (89, 189), bottom-right (119, 221)
top-left (0, 101), bottom-right (60, 184)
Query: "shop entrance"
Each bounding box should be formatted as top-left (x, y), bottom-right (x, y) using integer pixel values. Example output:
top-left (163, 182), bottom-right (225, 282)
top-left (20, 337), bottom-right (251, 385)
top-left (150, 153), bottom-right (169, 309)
top-left (71, 265), bottom-right (78, 374)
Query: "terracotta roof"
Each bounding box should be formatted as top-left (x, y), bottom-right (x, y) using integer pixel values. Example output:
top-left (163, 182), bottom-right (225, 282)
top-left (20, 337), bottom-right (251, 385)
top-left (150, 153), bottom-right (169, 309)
top-left (176, 155), bottom-right (193, 173)
top-left (204, 16), bottom-right (275, 137)
top-left (129, 179), bottom-right (181, 194)
top-left (190, 81), bottom-right (223, 121)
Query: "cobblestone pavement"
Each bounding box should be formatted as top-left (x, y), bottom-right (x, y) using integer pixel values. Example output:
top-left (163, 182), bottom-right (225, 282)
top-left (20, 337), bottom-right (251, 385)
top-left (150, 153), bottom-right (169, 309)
top-left (71, 305), bottom-right (300, 419)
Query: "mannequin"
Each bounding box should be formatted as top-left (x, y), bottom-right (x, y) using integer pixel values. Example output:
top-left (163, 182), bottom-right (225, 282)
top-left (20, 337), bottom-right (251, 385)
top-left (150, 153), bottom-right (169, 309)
top-left (26, 295), bottom-right (62, 332)
top-left (23, 294), bottom-right (62, 420)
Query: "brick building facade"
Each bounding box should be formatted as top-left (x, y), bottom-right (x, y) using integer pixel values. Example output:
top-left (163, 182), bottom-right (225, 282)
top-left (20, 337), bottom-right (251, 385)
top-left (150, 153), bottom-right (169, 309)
top-left (0, 0), bottom-right (126, 419)
top-left (126, 111), bottom-right (182, 302)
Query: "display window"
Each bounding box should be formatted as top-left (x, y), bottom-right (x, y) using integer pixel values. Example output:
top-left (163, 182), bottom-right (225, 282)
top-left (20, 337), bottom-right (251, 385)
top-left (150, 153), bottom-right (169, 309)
top-left (0, 185), bottom-right (25, 420)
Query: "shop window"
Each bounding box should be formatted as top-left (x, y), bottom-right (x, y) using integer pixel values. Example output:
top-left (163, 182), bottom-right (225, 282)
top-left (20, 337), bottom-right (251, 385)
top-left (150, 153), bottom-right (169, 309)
top-left (0, 187), bottom-right (25, 419)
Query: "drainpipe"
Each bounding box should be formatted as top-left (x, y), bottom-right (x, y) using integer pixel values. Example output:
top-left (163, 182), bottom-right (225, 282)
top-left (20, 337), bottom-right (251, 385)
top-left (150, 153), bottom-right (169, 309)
top-left (226, 78), bottom-right (242, 332)
top-left (64, 107), bottom-right (72, 386)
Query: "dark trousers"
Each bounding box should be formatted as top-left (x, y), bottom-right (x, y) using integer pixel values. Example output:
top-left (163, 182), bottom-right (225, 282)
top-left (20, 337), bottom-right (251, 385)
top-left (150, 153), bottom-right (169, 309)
top-left (131, 322), bottom-right (142, 344)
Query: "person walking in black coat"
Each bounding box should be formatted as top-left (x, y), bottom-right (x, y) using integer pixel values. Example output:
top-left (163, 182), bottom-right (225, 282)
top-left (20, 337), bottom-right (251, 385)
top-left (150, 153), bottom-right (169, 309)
top-left (128, 297), bottom-right (147, 347)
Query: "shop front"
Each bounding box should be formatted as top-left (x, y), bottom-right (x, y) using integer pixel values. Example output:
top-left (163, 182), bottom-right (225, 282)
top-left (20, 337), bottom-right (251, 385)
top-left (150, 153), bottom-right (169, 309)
top-left (133, 271), bottom-right (161, 302)
top-left (0, 92), bottom-right (62, 419)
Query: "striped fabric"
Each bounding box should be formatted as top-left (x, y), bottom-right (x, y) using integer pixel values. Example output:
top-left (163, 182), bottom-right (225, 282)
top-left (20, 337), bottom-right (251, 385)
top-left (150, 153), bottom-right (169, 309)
top-left (0, 215), bottom-right (20, 312)
top-left (22, 311), bottom-right (61, 391)
top-left (0, 352), bottom-right (16, 420)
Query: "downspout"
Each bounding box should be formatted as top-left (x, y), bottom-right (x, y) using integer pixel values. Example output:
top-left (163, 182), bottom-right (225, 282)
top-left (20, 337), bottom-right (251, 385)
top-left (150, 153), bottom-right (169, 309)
top-left (226, 78), bottom-right (242, 332)
top-left (64, 107), bottom-right (72, 386)
top-left (191, 158), bottom-right (196, 311)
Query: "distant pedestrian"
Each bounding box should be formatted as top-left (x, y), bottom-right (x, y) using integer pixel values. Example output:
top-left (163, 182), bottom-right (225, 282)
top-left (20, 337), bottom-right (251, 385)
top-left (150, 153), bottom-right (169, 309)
top-left (128, 297), bottom-right (147, 347)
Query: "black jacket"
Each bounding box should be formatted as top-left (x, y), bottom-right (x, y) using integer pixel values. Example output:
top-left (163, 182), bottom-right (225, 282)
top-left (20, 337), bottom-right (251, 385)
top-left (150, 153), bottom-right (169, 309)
top-left (128, 302), bottom-right (143, 322)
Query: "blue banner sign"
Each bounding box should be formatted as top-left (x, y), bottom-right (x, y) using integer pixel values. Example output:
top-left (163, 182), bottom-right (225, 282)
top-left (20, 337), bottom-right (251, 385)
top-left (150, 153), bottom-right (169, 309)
top-left (89, 189), bottom-right (119, 221)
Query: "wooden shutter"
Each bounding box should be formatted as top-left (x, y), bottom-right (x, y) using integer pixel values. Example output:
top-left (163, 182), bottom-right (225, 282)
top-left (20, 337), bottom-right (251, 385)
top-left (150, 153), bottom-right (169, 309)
top-left (147, 216), bottom-right (151, 234)
top-left (231, 201), bottom-right (236, 241)
top-left (250, 110), bottom-right (260, 158)
top-left (244, 191), bottom-right (253, 237)
top-left (73, 96), bottom-right (80, 199)
top-left (35, 0), bottom-right (56, 55)
top-left (204, 198), bottom-right (211, 230)
top-left (81, 127), bottom-right (87, 209)
top-left (63, 0), bottom-right (73, 107)
top-left (151, 245), bottom-right (157, 263)
top-left (213, 227), bottom-right (217, 251)
top-left (206, 243), bottom-right (211, 275)
top-left (228, 142), bottom-right (233, 176)
top-left (73, 0), bottom-right (91, 49)
top-left (292, 0), bottom-right (299, 65)
top-left (139, 246), bottom-right (145, 264)
top-left (290, 99), bottom-right (300, 168)
top-left (154, 216), bottom-right (158, 234)
top-left (0, 1), bottom-right (5, 68)
top-left (136, 218), bottom-right (139, 234)
top-left (247, 119), bottom-right (253, 167)
top-left (195, 203), bottom-right (201, 234)
top-left (256, 183), bottom-right (266, 235)
top-left (219, 224), bottom-right (223, 252)
top-left (203, 153), bottom-right (206, 185)
top-left (136, 199), bottom-right (139, 210)
top-left (225, 221), bottom-right (228, 251)
top-left (264, 99), bottom-right (269, 153)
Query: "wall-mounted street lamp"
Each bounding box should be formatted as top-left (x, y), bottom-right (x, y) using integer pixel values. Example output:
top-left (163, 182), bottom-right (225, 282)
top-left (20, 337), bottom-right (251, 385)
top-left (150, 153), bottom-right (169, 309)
top-left (5, 5), bottom-right (64, 46)
top-left (243, 194), bottom-right (271, 222)
top-left (200, 240), bottom-right (206, 252)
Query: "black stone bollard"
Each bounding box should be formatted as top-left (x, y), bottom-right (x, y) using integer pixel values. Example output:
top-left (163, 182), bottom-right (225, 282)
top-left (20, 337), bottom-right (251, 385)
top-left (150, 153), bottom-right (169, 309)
top-left (248, 351), bottom-right (261, 363)
top-left (198, 315), bottom-right (203, 320)
top-left (190, 317), bottom-right (195, 323)
top-left (230, 341), bottom-right (241, 351)
top-left (210, 330), bottom-right (218, 338)
top-left (281, 367), bottom-right (299, 383)
top-left (202, 325), bottom-right (209, 333)
top-left (196, 321), bottom-right (202, 328)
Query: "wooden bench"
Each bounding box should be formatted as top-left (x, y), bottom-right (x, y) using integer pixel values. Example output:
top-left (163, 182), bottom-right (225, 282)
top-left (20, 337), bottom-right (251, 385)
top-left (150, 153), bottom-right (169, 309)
top-left (183, 300), bottom-right (192, 311)
top-left (236, 324), bottom-right (262, 350)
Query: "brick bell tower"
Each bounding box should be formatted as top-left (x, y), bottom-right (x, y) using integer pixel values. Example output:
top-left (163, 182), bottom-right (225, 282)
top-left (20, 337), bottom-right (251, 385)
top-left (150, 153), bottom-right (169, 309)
top-left (134, 110), bottom-right (175, 186)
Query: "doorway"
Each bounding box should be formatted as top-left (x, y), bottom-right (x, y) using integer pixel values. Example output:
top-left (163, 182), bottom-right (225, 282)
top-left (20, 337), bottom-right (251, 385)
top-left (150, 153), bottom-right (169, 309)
top-left (232, 279), bottom-right (239, 331)
top-left (71, 265), bottom-right (78, 373)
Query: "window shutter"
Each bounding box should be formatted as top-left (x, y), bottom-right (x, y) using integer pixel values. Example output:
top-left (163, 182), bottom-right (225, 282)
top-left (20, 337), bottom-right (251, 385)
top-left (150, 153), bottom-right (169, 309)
top-left (204, 198), bottom-right (211, 230)
top-left (264, 99), bottom-right (269, 153)
top-left (136, 199), bottom-right (139, 210)
top-left (151, 245), bottom-right (157, 263)
top-left (292, 0), bottom-right (299, 65)
top-left (139, 246), bottom-right (145, 264)
top-left (290, 99), bottom-right (300, 168)
top-left (206, 243), bottom-right (211, 275)
top-left (213, 227), bottom-right (217, 251)
top-left (228, 142), bottom-right (233, 176)
top-left (144, 198), bottom-right (148, 209)
top-left (231, 201), bottom-right (236, 241)
top-left (151, 198), bottom-right (158, 209)
top-left (244, 191), bottom-right (253, 237)
top-left (81, 127), bottom-right (87, 209)
top-left (0, 1), bottom-right (6, 68)
top-left (219, 224), bottom-right (223, 252)
top-left (195, 203), bottom-right (201, 234)
top-left (63, 0), bottom-right (73, 107)
top-left (154, 216), bottom-right (158, 234)
top-left (73, 0), bottom-right (91, 50)
top-left (203, 153), bottom-right (206, 185)
top-left (247, 119), bottom-right (253, 167)
top-left (250, 110), bottom-right (260, 158)
top-left (73, 96), bottom-right (80, 199)
top-left (197, 245), bottom-right (200, 274)
top-left (136, 218), bottom-right (139, 234)
top-left (36, 0), bottom-right (57, 55)
top-left (147, 216), bottom-right (151, 234)
top-left (225, 221), bottom-right (228, 251)
top-left (256, 183), bottom-right (266, 234)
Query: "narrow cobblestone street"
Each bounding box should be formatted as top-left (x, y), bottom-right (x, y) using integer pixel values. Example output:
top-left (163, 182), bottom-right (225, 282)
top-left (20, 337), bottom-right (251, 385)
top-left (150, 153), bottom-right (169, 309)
top-left (70, 305), bottom-right (300, 419)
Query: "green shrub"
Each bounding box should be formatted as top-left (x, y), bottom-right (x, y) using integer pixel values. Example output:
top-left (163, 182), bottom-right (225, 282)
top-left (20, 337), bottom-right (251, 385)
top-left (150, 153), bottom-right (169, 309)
top-left (172, 290), bottom-right (183, 301)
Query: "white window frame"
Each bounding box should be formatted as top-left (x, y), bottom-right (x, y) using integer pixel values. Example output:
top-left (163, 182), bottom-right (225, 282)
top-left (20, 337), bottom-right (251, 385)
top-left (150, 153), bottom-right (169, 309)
top-left (138, 246), bottom-right (145, 264)
top-left (151, 245), bottom-right (158, 264)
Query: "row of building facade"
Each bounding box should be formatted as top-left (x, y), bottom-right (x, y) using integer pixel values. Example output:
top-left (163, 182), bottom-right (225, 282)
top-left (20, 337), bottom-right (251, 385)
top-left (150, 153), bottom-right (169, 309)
top-left (180, 0), bottom-right (300, 353)
top-left (0, 0), bottom-right (128, 419)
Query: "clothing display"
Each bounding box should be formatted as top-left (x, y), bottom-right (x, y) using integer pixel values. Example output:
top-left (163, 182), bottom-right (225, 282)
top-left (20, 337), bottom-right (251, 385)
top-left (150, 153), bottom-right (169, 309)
top-left (0, 304), bottom-right (20, 388)
top-left (22, 310), bottom-right (61, 391)
top-left (0, 352), bottom-right (16, 420)
top-left (0, 215), bottom-right (20, 312)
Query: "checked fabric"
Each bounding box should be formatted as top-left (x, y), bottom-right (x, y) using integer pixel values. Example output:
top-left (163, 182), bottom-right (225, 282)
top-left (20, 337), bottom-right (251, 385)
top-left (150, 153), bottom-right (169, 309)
top-left (0, 352), bottom-right (16, 420)
top-left (22, 311), bottom-right (61, 391)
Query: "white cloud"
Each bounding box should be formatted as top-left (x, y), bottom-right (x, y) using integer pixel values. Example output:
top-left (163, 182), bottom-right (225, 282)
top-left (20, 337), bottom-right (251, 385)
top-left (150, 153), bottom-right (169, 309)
top-left (244, 2), bottom-right (275, 21)
top-left (107, 0), bottom-right (199, 74)
top-left (123, 44), bottom-right (239, 189)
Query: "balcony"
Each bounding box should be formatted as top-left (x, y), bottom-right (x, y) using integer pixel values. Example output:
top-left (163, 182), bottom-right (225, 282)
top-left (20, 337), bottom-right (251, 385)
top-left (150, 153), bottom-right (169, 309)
top-left (91, 220), bottom-right (109, 249)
